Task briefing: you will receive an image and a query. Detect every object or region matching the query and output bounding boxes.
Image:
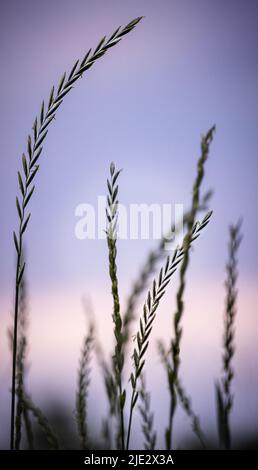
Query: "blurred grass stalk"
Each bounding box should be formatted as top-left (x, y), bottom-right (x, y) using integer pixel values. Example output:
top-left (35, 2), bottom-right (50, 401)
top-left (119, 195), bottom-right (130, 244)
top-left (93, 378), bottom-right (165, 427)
top-left (216, 220), bottom-right (242, 449)
top-left (76, 322), bottom-right (94, 449)
top-left (165, 126), bottom-right (215, 450)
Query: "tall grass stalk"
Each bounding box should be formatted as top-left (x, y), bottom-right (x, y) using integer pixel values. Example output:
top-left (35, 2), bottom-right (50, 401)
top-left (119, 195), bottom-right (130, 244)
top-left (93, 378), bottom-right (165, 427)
top-left (76, 323), bottom-right (94, 449)
top-left (166, 126), bottom-right (215, 450)
top-left (16, 272), bottom-right (34, 450)
top-left (10, 251), bottom-right (60, 449)
top-left (14, 253), bottom-right (28, 450)
top-left (8, 251), bottom-right (34, 450)
top-left (106, 163), bottom-right (126, 449)
top-left (10, 16), bottom-right (143, 449)
top-left (126, 211), bottom-right (212, 449)
top-left (15, 335), bottom-right (26, 450)
top-left (216, 220), bottom-right (242, 449)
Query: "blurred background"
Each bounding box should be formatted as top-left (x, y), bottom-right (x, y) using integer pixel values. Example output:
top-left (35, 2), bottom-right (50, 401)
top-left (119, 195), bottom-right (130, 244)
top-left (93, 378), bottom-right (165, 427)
top-left (0, 0), bottom-right (257, 449)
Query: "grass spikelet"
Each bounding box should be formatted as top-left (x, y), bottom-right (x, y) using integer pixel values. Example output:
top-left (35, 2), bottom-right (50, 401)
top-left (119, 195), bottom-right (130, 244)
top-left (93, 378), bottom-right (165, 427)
top-left (126, 212), bottom-right (213, 449)
top-left (106, 162), bottom-right (126, 450)
top-left (216, 220), bottom-right (242, 449)
top-left (166, 126), bottom-right (215, 449)
top-left (76, 323), bottom-right (94, 449)
top-left (123, 190), bottom-right (213, 354)
top-left (10, 16), bottom-right (143, 449)
top-left (138, 375), bottom-right (157, 450)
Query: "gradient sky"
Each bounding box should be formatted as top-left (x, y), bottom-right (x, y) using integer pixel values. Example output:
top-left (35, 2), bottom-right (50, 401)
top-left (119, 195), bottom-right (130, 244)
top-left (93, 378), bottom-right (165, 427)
top-left (0, 0), bottom-right (258, 448)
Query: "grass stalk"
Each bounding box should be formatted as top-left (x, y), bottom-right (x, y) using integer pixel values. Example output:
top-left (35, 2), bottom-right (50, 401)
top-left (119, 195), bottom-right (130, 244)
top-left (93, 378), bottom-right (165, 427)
top-left (8, 252), bottom-right (34, 450)
top-left (126, 211), bottom-right (212, 449)
top-left (216, 220), bottom-right (242, 449)
top-left (106, 162), bottom-right (126, 449)
top-left (122, 190), bottom-right (213, 354)
top-left (14, 335), bottom-right (26, 450)
top-left (76, 323), bottom-right (94, 449)
top-left (10, 16), bottom-right (143, 449)
top-left (166, 126), bottom-right (215, 449)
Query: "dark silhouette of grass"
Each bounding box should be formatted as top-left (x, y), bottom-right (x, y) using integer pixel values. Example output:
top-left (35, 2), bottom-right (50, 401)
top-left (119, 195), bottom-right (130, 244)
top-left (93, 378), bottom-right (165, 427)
top-left (216, 220), bottom-right (242, 449)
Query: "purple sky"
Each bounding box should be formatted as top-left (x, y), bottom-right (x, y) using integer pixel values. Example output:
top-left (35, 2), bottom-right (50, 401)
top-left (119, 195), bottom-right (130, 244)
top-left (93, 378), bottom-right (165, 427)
top-left (0, 0), bottom-right (258, 448)
top-left (1, 0), bottom-right (258, 290)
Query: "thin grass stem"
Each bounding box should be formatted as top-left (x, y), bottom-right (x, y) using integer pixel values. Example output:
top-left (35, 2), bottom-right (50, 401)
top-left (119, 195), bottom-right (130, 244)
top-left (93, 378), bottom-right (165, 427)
top-left (126, 211), bottom-right (212, 449)
top-left (166, 126), bottom-right (215, 450)
top-left (10, 16), bottom-right (143, 449)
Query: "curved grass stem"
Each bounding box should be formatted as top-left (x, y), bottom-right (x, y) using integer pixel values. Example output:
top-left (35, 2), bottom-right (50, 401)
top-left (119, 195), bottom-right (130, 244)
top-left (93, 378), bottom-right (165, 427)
top-left (10, 16), bottom-right (143, 450)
